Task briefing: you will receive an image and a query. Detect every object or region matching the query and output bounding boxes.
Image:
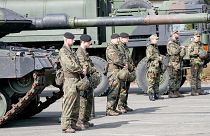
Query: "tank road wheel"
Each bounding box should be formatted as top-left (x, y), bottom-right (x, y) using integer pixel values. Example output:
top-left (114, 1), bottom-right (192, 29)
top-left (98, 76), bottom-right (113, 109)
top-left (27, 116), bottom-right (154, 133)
top-left (90, 56), bottom-right (109, 97)
top-left (136, 57), bottom-right (169, 95)
top-left (8, 74), bottom-right (33, 95)
top-left (0, 91), bottom-right (11, 117)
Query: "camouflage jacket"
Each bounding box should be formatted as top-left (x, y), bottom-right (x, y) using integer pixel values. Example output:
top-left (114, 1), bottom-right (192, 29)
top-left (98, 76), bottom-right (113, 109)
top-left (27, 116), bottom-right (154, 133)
top-left (119, 42), bottom-right (135, 72)
top-left (59, 45), bottom-right (83, 76)
top-left (167, 39), bottom-right (185, 62)
top-left (76, 46), bottom-right (96, 74)
top-left (188, 41), bottom-right (202, 58)
top-left (106, 42), bottom-right (125, 70)
top-left (188, 41), bottom-right (204, 65)
top-left (167, 39), bottom-right (186, 70)
top-left (146, 44), bottom-right (161, 71)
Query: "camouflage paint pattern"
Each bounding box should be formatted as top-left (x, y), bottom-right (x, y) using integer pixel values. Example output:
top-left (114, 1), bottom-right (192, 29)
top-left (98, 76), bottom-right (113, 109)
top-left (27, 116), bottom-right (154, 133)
top-left (117, 43), bottom-right (135, 108)
top-left (188, 41), bottom-right (204, 91)
top-left (106, 43), bottom-right (125, 112)
top-left (76, 46), bottom-right (95, 123)
top-left (59, 45), bottom-right (83, 130)
top-left (146, 44), bottom-right (161, 94)
top-left (167, 39), bottom-right (185, 92)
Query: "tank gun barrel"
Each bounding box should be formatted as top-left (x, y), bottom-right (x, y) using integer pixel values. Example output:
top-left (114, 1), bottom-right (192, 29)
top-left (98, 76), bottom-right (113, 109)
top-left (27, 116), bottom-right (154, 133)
top-left (30, 13), bottom-right (210, 29)
top-left (0, 7), bottom-right (210, 35)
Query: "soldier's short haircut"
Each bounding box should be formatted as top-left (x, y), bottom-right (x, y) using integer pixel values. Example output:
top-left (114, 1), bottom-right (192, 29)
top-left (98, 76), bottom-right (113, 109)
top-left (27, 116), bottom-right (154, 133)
top-left (194, 31), bottom-right (201, 37)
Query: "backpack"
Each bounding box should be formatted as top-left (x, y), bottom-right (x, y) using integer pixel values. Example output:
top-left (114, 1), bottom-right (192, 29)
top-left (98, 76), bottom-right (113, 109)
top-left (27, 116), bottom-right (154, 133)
top-left (55, 62), bottom-right (64, 86)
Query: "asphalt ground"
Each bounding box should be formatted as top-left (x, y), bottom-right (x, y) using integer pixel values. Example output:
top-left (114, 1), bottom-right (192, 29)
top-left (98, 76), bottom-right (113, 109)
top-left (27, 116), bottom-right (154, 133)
top-left (0, 83), bottom-right (210, 136)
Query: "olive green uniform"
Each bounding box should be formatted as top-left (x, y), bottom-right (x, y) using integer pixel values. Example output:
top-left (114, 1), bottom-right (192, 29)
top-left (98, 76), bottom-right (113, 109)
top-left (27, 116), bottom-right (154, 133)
top-left (106, 42), bottom-right (125, 112)
top-left (76, 46), bottom-right (96, 124)
top-left (117, 42), bottom-right (135, 109)
top-left (59, 45), bottom-right (83, 130)
top-left (146, 44), bottom-right (161, 95)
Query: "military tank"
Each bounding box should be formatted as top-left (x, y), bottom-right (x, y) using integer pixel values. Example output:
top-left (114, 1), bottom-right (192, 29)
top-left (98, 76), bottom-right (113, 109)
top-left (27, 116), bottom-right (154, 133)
top-left (0, 7), bottom-right (210, 126)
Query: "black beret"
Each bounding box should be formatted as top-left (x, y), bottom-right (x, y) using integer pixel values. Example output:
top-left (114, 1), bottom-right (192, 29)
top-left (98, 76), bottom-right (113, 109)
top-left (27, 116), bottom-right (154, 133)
top-left (120, 32), bottom-right (129, 38)
top-left (111, 33), bottom-right (120, 39)
top-left (64, 32), bottom-right (75, 39)
top-left (80, 34), bottom-right (92, 42)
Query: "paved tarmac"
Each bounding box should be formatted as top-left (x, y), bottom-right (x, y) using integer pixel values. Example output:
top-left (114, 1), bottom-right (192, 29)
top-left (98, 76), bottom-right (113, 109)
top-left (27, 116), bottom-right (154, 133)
top-left (0, 83), bottom-right (210, 136)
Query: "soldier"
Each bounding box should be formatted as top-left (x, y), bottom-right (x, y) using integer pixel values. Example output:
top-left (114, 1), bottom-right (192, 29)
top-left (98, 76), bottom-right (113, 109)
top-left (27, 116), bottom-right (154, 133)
top-left (106, 33), bottom-right (127, 116)
top-left (146, 34), bottom-right (164, 101)
top-left (117, 32), bottom-right (134, 113)
top-left (59, 32), bottom-right (84, 133)
top-left (188, 32), bottom-right (207, 96)
top-left (76, 34), bottom-right (96, 129)
top-left (167, 31), bottom-right (185, 98)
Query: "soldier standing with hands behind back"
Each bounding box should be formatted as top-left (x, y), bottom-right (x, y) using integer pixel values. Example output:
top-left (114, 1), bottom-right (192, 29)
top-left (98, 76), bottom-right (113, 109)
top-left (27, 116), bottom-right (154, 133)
top-left (59, 32), bottom-right (84, 133)
top-left (167, 31), bottom-right (185, 98)
top-left (146, 34), bottom-right (164, 101)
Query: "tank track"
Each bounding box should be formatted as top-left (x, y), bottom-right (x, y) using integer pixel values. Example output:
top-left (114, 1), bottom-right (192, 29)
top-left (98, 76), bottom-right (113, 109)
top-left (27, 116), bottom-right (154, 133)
top-left (24, 88), bottom-right (63, 117)
top-left (0, 71), bottom-right (45, 126)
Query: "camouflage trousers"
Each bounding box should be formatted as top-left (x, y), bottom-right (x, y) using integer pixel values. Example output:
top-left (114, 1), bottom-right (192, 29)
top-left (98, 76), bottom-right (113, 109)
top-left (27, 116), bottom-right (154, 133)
top-left (191, 64), bottom-right (202, 91)
top-left (106, 69), bottom-right (121, 111)
top-left (61, 77), bottom-right (80, 130)
top-left (147, 71), bottom-right (160, 94)
top-left (168, 66), bottom-right (182, 91)
top-left (78, 89), bottom-right (93, 123)
top-left (118, 81), bottom-right (130, 108)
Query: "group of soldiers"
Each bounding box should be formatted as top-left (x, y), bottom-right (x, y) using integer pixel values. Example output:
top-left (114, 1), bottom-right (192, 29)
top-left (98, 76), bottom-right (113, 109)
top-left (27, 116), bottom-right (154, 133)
top-left (105, 33), bottom-right (135, 116)
top-left (58, 30), bottom-right (207, 133)
top-left (59, 32), bottom-right (95, 133)
top-left (58, 32), bottom-right (135, 133)
top-left (146, 31), bottom-right (207, 101)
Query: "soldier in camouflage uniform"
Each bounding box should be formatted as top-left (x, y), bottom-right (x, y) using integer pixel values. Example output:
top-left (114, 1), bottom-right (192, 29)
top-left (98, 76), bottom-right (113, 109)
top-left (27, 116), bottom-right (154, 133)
top-left (188, 32), bottom-right (207, 96)
top-left (59, 32), bottom-right (84, 133)
top-left (146, 34), bottom-right (164, 101)
top-left (117, 32), bottom-right (134, 113)
top-left (76, 34), bottom-right (96, 129)
top-left (167, 31), bottom-right (185, 98)
top-left (106, 33), bottom-right (127, 116)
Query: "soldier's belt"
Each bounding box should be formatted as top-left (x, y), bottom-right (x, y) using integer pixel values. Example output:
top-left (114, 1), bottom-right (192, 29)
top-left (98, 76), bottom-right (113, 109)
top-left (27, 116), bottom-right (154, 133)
top-left (64, 72), bottom-right (80, 78)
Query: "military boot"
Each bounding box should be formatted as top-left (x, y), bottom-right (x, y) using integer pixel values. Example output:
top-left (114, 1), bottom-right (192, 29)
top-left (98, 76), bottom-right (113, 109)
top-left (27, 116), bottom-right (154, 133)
top-left (168, 91), bottom-right (178, 98)
top-left (117, 106), bottom-right (127, 113)
top-left (191, 89), bottom-right (199, 96)
top-left (76, 120), bottom-right (89, 130)
top-left (62, 127), bottom-right (76, 133)
top-left (148, 93), bottom-right (155, 101)
top-left (84, 121), bottom-right (94, 127)
top-left (115, 109), bottom-right (123, 114)
top-left (106, 110), bottom-right (120, 116)
top-left (72, 124), bottom-right (82, 131)
top-left (124, 106), bottom-right (133, 112)
top-left (154, 93), bottom-right (164, 100)
top-left (174, 90), bottom-right (184, 97)
top-left (197, 89), bottom-right (207, 95)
